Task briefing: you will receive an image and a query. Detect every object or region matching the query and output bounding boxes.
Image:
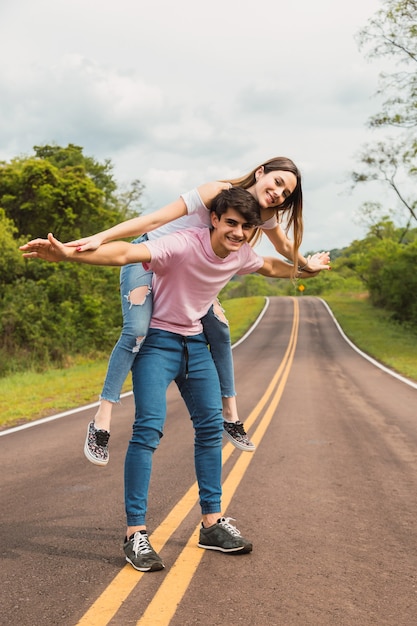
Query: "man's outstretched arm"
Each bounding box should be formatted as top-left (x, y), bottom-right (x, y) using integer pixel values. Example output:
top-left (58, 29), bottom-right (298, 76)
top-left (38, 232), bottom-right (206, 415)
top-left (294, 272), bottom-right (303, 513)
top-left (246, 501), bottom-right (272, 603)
top-left (20, 233), bottom-right (151, 266)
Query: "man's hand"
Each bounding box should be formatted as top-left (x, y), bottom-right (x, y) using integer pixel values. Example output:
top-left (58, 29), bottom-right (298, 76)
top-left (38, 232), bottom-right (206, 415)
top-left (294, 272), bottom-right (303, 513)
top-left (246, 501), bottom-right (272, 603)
top-left (20, 233), bottom-right (71, 262)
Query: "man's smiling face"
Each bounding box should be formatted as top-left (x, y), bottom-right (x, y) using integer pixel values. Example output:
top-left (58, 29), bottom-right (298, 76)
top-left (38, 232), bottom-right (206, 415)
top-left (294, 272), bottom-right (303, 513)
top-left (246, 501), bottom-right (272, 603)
top-left (210, 207), bottom-right (257, 258)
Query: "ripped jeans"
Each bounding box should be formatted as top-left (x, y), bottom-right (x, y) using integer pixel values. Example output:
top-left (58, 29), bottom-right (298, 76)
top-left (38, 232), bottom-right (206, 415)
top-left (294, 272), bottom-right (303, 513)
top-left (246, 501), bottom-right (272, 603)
top-left (100, 235), bottom-right (236, 404)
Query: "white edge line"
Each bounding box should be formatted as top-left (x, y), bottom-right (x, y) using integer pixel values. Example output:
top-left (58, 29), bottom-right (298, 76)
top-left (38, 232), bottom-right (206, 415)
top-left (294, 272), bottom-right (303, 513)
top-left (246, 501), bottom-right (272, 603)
top-left (320, 298), bottom-right (417, 391)
top-left (1, 299), bottom-right (271, 438)
top-left (4, 295), bottom-right (414, 437)
top-left (0, 392), bottom-right (133, 437)
top-left (231, 296), bottom-right (270, 349)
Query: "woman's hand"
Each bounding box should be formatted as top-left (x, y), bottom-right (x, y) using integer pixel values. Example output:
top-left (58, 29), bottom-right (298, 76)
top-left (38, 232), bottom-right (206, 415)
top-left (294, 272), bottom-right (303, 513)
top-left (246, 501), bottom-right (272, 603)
top-left (64, 234), bottom-right (104, 252)
top-left (302, 251), bottom-right (331, 273)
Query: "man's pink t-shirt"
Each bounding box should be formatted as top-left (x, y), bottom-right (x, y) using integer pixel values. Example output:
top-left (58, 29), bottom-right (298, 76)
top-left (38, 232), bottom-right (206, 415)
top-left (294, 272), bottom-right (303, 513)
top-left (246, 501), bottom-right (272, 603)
top-left (143, 227), bottom-right (264, 336)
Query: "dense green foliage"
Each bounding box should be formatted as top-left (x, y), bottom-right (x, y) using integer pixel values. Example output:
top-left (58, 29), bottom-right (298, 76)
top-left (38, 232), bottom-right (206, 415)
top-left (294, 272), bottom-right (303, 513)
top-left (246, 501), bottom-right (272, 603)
top-left (335, 221), bottom-right (417, 324)
top-left (0, 144), bottom-right (143, 376)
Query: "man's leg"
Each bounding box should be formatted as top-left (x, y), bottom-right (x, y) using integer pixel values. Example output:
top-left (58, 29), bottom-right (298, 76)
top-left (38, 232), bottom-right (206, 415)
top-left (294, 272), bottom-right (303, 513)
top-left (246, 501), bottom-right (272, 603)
top-left (123, 329), bottom-right (183, 571)
top-left (176, 334), bottom-right (253, 554)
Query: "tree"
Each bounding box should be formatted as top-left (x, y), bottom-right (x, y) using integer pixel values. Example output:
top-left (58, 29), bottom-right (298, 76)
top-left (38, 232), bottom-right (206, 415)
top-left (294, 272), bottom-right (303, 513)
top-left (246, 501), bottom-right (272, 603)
top-left (0, 144), bottom-right (146, 374)
top-left (351, 138), bottom-right (417, 232)
top-left (33, 144), bottom-right (145, 220)
top-left (33, 144), bottom-right (117, 197)
top-left (356, 0), bottom-right (417, 130)
top-left (334, 218), bottom-right (417, 323)
top-left (0, 209), bottom-right (26, 284)
top-left (352, 0), bottom-right (417, 227)
top-left (0, 144), bottom-right (145, 241)
top-left (366, 239), bottom-right (417, 323)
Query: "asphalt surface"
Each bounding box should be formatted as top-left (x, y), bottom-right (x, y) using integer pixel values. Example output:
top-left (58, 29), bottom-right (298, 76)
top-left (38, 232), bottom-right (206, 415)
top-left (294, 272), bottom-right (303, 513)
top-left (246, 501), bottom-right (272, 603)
top-left (1, 296), bottom-right (417, 626)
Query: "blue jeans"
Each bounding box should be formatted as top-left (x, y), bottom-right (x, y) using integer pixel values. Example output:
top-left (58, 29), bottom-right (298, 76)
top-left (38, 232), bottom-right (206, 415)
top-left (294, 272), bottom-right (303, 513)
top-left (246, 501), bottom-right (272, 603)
top-left (100, 235), bottom-right (236, 403)
top-left (124, 329), bottom-right (223, 525)
top-left (101, 235), bottom-right (153, 403)
top-left (201, 302), bottom-right (235, 399)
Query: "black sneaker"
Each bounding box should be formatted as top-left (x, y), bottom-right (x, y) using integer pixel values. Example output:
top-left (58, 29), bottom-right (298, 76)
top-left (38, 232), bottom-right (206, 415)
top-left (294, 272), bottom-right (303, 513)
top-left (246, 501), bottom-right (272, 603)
top-left (123, 531), bottom-right (165, 572)
top-left (223, 421), bottom-right (255, 452)
top-left (198, 517), bottom-right (253, 553)
top-left (84, 421), bottom-right (110, 466)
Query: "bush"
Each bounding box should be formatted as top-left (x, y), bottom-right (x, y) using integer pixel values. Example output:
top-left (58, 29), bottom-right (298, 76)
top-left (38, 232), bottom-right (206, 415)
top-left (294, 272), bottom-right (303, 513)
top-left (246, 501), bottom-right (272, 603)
top-left (367, 240), bottom-right (417, 324)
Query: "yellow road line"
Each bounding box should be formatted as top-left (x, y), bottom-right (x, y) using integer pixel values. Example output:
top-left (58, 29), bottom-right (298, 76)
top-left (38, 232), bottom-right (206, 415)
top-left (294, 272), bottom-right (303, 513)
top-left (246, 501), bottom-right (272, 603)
top-left (76, 444), bottom-right (245, 625)
top-left (77, 299), bottom-right (298, 626)
top-left (137, 299), bottom-right (299, 625)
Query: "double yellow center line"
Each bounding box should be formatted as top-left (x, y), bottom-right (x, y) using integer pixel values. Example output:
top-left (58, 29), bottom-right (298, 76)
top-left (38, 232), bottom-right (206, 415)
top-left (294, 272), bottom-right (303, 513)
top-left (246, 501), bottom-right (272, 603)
top-left (77, 298), bottom-right (299, 626)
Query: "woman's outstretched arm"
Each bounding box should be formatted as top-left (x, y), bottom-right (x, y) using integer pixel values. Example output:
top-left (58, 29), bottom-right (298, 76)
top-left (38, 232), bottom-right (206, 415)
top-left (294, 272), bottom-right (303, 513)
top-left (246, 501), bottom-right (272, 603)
top-left (20, 233), bottom-right (151, 266)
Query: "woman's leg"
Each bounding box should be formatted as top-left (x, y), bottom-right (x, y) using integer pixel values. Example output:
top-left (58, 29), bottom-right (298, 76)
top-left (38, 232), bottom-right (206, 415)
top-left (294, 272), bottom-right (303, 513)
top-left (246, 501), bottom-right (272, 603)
top-left (201, 300), bottom-right (255, 452)
top-left (95, 260), bottom-right (153, 429)
top-left (85, 236), bottom-right (154, 466)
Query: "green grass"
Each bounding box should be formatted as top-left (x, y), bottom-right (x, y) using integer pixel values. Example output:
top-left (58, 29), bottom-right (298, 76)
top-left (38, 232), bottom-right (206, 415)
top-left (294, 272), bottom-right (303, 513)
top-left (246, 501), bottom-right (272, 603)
top-left (323, 292), bottom-right (417, 381)
top-left (221, 296), bottom-right (266, 343)
top-left (0, 357), bottom-right (132, 429)
top-left (1, 294), bottom-right (416, 430)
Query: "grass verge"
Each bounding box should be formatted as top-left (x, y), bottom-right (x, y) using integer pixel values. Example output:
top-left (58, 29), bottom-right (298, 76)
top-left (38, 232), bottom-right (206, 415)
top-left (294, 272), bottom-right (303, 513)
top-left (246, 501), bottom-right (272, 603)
top-left (323, 292), bottom-right (417, 381)
top-left (1, 294), bottom-right (415, 430)
top-left (0, 297), bottom-right (266, 429)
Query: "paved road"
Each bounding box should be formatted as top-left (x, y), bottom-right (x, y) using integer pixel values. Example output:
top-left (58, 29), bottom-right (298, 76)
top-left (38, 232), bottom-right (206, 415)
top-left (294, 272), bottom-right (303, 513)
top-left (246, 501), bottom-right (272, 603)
top-left (1, 296), bottom-right (417, 626)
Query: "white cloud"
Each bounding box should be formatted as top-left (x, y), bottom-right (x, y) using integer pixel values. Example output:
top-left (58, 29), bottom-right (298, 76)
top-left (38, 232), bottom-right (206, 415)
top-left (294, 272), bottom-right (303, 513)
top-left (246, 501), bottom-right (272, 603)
top-left (0, 0), bottom-right (386, 252)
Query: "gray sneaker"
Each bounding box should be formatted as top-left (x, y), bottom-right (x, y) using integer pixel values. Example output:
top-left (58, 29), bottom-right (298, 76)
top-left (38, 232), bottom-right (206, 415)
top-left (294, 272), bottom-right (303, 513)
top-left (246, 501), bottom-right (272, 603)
top-left (198, 517), bottom-right (253, 553)
top-left (84, 421), bottom-right (110, 466)
top-left (124, 531), bottom-right (165, 572)
top-left (223, 421), bottom-right (256, 452)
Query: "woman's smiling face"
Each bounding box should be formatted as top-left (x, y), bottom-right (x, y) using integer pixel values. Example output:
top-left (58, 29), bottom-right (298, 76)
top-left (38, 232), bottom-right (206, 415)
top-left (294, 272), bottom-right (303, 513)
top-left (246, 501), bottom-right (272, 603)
top-left (253, 168), bottom-right (297, 209)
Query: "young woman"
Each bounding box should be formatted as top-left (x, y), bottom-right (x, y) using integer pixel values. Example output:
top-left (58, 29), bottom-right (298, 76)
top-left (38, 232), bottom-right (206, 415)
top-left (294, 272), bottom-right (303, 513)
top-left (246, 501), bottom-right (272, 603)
top-left (67, 156), bottom-right (329, 465)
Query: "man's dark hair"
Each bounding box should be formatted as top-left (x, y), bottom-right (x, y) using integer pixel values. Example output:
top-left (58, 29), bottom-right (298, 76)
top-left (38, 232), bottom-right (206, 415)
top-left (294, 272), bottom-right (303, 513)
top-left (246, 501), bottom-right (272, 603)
top-left (210, 187), bottom-right (262, 227)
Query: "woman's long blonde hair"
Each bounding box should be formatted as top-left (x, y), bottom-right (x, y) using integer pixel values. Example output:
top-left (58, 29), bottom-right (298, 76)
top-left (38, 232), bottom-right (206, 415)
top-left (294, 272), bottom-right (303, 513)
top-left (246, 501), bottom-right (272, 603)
top-left (222, 156), bottom-right (303, 268)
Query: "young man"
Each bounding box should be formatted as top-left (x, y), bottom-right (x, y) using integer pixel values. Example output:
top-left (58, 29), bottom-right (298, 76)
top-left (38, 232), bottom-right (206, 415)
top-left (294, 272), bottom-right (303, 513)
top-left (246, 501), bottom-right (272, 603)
top-left (21, 187), bottom-right (330, 572)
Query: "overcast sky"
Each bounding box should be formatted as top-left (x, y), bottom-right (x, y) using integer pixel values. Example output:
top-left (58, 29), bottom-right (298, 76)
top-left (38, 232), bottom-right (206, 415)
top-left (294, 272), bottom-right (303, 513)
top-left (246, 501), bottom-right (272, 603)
top-left (1, 0), bottom-right (385, 254)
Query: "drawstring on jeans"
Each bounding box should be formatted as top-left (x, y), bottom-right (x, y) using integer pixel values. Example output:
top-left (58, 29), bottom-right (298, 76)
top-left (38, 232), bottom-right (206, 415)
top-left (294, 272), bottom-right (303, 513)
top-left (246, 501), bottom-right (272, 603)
top-left (182, 338), bottom-right (189, 379)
